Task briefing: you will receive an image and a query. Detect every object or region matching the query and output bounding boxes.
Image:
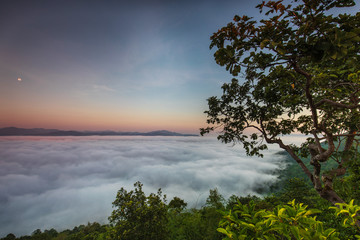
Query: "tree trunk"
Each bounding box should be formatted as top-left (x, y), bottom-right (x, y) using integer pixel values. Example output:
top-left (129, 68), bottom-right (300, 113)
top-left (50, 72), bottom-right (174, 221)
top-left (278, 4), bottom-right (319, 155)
top-left (317, 187), bottom-right (345, 205)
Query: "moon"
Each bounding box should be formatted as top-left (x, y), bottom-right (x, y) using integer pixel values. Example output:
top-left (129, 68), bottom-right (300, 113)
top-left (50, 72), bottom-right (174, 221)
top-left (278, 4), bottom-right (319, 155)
top-left (17, 77), bottom-right (22, 82)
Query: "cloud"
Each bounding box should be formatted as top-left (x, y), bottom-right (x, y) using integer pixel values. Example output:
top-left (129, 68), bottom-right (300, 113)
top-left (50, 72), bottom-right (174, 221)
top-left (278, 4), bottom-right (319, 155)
top-left (92, 84), bottom-right (116, 92)
top-left (0, 136), bottom-right (288, 237)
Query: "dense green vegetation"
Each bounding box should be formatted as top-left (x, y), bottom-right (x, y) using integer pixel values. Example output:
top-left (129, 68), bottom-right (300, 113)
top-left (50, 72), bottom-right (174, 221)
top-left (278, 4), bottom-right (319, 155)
top-left (2, 174), bottom-right (359, 240)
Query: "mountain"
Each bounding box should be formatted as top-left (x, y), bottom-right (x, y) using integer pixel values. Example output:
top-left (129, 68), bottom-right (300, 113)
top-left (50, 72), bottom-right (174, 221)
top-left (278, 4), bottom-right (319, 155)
top-left (0, 127), bottom-right (198, 137)
top-left (0, 127), bottom-right (60, 135)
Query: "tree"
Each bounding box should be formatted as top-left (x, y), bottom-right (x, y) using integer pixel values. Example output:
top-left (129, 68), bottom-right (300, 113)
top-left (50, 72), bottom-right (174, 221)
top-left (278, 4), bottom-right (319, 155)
top-left (201, 0), bottom-right (360, 205)
top-left (2, 234), bottom-right (16, 240)
top-left (109, 181), bottom-right (169, 240)
top-left (167, 191), bottom-right (224, 240)
top-left (205, 188), bottom-right (225, 209)
top-left (168, 197), bottom-right (187, 212)
top-left (30, 229), bottom-right (50, 240)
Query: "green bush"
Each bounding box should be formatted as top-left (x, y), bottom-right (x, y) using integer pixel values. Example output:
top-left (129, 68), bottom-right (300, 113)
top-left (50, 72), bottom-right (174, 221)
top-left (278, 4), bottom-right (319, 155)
top-left (218, 199), bottom-right (360, 240)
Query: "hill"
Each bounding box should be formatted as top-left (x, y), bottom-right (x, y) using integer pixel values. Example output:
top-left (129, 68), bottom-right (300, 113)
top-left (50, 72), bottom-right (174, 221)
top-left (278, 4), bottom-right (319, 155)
top-left (0, 127), bottom-right (198, 137)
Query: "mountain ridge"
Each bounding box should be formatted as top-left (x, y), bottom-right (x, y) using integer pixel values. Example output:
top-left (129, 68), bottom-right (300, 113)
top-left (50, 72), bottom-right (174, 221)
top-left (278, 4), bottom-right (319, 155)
top-left (0, 127), bottom-right (198, 137)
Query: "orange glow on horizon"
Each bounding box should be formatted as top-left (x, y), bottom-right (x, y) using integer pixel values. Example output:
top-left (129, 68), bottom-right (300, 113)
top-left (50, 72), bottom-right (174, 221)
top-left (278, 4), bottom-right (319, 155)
top-left (1, 91), bottom-right (206, 134)
top-left (1, 107), bottom-right (204, 134)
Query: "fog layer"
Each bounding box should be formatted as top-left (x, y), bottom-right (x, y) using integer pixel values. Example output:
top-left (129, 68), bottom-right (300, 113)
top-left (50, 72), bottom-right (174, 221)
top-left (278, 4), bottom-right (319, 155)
top-left (0, 136), bottom-right (286, 236)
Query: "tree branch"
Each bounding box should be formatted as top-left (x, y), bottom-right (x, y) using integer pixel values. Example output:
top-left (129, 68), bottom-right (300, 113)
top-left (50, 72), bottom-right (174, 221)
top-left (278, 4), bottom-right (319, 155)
top-left (317, 132), bottom-right (360, 140)
top-left (291, 62), bottom-right (320, 131)
top-left (315, 99), bottom-right (360, 109)
top-left (259, 120), bottom-right (314, 181)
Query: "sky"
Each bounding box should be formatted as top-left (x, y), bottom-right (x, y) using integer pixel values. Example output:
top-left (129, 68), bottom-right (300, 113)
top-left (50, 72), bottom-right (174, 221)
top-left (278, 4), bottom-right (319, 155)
top-left (0, 0), bottom-right (262, 134)
top-left (0, 136), bottom-right (291, 236)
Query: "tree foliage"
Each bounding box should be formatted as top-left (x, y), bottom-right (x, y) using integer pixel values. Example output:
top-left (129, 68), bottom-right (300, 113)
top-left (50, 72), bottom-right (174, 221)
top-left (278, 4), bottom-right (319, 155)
top-left (201, 0), bottom-right (360, 205)
top-left (218, 199), bottom-right (360, 240)
top-left (168, 196), bottom-right (188, 212)
top-left (109, 181), bottom-right (168, 240)
top-left (3, 181), bottom-right (360, 240)
top-left (331, 200), bottom-right (360, 233)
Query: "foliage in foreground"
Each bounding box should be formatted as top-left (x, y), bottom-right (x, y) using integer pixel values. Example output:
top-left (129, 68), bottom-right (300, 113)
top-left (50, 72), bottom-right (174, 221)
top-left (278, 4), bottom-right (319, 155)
top-left (3, 178), bottom-right (360, 240)
top-left (218, 200), bottom-right (360, 240)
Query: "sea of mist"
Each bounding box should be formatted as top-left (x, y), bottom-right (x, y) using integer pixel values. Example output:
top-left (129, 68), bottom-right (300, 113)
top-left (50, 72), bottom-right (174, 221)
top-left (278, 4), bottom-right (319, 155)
top-left (0, 135), bottom-right (303, 237)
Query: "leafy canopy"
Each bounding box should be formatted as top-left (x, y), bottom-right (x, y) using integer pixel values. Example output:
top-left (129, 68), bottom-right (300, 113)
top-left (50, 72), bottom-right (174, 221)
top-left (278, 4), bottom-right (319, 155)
top-left (218, 199), bottom-right (360, 240)
top-left (201, 0), bottom-right (360, 204)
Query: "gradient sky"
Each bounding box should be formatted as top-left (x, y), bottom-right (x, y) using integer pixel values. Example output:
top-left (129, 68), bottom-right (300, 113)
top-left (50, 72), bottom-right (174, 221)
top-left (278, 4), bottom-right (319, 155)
top-left (0, 0), bottom-right (261, 133)
top-left (1, 1), bottom-right (357, 134)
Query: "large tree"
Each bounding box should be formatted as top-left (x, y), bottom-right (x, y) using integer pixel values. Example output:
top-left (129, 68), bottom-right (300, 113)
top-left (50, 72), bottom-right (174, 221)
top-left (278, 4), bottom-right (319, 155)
top-left (201, 0), bottom-right (360, 204)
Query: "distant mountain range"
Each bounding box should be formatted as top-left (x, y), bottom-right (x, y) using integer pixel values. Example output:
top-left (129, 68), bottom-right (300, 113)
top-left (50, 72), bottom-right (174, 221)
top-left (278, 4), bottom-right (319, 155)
top-left (0, 127), bottom-right (198, 137)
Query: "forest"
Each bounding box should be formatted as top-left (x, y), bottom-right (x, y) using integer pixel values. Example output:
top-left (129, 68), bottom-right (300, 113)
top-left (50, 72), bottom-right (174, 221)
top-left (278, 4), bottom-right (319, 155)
top-left (2, 0), bottom-right (360, 239)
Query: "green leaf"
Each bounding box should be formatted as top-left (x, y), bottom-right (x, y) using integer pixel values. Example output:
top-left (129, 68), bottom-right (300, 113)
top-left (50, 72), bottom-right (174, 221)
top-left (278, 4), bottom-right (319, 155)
top-left (278, 208), bottom-right (286, 217)
top-left (290, 226), bottom-right (300, 240)
top-left (304, 209), bottom-right (322, 216)
top-left (217, 228), bottom-right (229, 235)
top-left (260, 39), bottom-right (270, 49)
